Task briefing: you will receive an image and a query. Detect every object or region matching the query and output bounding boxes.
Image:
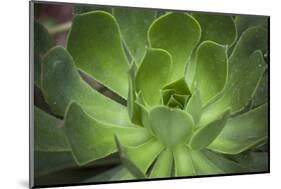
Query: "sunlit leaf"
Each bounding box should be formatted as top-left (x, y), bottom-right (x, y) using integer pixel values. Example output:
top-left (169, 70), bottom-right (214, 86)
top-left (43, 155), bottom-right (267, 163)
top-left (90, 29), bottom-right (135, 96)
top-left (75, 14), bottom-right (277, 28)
top-left (191, 41), bottom-right (228, 104)
top-left (41, 46), bottom-right (132, 126)
top-left (67, 11), bottom-right (129, 98)
top-left (190, 109), bottom-right (230, 150)
top-left (150, 148), bottom-right (173, 178)
top-left (173, 145), bottom-right (195, 176)
top-left (203, 47), bottom-right (267, 122)
top-left (135, 48), bottom-right (172, 106)
top-left (127, 62), bottom-right (142, 125)
top-left (149, 106), bottom-right (194, 147)
top-left (190, 150), bottom-right (223, 175)
top-left (116, 137), bottom-right (164, 176)
top-left (148, 13), bottom-right (201, 81)
top-left (185, 90), bottom-right (202, 125)
top-left (64, 102), bottom-right (151, 165)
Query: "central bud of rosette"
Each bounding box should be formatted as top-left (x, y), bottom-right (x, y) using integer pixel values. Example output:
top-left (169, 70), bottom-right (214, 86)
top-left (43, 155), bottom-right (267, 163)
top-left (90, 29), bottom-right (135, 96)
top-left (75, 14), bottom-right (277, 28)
top-left (131, 76), bottom-right (195, 147)
top-left (128, 49), bottom-right (197, 147)
top-left (147, 78), bottom-right (194, 147)
top-left (160, 78), bottom-right (191, 110)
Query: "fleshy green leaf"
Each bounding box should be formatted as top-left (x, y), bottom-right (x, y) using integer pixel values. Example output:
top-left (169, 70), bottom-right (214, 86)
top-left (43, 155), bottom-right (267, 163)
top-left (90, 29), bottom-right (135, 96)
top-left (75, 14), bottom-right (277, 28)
top-left (113, 8), bottom-right (156, 63)
top-left (150, 148), bottom-right (173, 178)
top-left (127, 62), bottom-right (142, 125)
top-left (202, 150), bottom-right (247, 173)
top-left (208, 103), bottom-right (268, 154)
top-left (133, 96), bottom-right (157, 137)
top-left (191, 41), bottom-right (228, 105)
top-left (34, 21), bottom-right (54, 88)
top-left (189, 150), bottom-right (223, 175)
top-left (235, 16), bottom-right (268, 38)
top-left (82, 165), bottom-right (135, 182)
top-left (135, 48), bottom-right (172, 106)
top-left (229, 27), bottom-right (268, 63)
top-left (189, 109), bottom-right (230, 150)
top-left (63, 102), bottom-right (151, 165)
top-left (115, 137), bottom-right (145, 179)
top-left (148, 13), bottom-right (201, 81)
top-left (149, 106), bottom-right (194, 147)
top-left (67, 11), bottom-right (129, 98)
top-left (173, 145), bottom-right (195, 176)
top-left (41, 46), bottom-right (132, 126)
top-left (173, 146), bottom-right (223, 177)
top-left (135, 90), bottom-right (148, 107)
top-left (116, 137), bottom-right (164, 176)
top-left (185, 90), bottom-right (202, 125)
top-left (206, 27), bottom-right (267, 114)
top-left (192, 13), bottom-right (237, 46)
top-left (34, 107), bottom-right (69, 151)
top-left (134, 94), bottom-right (150, 128)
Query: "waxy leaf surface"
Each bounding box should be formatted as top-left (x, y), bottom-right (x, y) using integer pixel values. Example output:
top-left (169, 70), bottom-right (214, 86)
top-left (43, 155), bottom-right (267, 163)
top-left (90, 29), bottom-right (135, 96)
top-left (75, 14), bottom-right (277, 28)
top-left (208, 103), bottom-right (268, 154)
top-left (148, 13), bottom-right (201, 81)
top-left (42, 47), bottom-right (132, 126)
top-left (67, 11), bottom-right (129, 98)
top-left (113, 8), bottom-right (156, 63)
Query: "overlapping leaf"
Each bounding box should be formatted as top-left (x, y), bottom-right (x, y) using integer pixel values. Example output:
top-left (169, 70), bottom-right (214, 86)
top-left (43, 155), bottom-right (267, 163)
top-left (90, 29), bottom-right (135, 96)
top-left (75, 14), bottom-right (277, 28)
top-left (208, 103), bottom-right (268, 154)
top-left (192, 13), bottom-right (237, 46)
top-left (149, 106), bottom-right (194, 147)
top-left (135, 49), bottom-right (172, 106)
top-left (190, 109), bottom-right (230, 150)
top-left (116, 137), bottom-right (164, 177)
top-left (201, 27), bottom-right (268, 125)
top-left (67, 11), bottom-right (129, 98)
top-left (41, 47), bottom-right (132, 126)
top-left (148, 13), bottom-right (201, 81)
top-left (113, 8), bottom-right (156, 63)
top-left (191, 41), bottom-right (228, 105)
top-left (34, 107), bottom-right (69, 152)
top-left (150, 148), bottom-right (173, 178)
top-left (34, 7), bottom-right (269, 184)
top-left (64, 102), bottom-right (151, 165)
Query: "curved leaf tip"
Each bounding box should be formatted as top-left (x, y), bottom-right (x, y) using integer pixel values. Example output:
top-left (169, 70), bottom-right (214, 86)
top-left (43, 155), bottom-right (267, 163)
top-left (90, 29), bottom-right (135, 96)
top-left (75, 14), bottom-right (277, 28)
top-left (149, 106), bottom-right (194, 147)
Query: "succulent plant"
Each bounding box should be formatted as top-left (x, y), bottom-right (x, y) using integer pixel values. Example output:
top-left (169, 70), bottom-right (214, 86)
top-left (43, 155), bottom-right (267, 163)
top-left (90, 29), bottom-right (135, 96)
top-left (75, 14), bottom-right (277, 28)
top-left (33, 5), bottom-right (269, 186)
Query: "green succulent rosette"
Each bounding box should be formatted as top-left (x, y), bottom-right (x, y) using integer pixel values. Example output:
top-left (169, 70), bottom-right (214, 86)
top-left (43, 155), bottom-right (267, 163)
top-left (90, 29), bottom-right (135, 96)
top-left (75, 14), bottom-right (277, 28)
top-left (33, 6), bottom-right (268, 185)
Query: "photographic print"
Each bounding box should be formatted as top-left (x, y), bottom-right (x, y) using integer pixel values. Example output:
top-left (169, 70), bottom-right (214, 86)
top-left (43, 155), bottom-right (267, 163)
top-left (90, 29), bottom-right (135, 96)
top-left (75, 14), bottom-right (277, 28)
top-left (30, 1), bottom-right (269, 188)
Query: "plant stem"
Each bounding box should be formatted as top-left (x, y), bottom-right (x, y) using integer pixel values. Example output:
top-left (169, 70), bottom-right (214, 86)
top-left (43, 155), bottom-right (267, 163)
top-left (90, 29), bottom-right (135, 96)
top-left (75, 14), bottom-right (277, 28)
top-left (48, 21), bottom-right (72, 35)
